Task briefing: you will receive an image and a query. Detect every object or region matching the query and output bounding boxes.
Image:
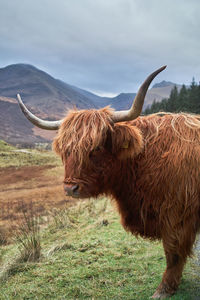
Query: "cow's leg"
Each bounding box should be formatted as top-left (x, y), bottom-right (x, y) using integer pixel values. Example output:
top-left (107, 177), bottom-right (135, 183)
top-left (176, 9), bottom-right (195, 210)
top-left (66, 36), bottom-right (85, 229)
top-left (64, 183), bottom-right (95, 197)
top-left (152, 226), bottom-right (196, 299)
top-left (152, 251), bottom-right (186, 299)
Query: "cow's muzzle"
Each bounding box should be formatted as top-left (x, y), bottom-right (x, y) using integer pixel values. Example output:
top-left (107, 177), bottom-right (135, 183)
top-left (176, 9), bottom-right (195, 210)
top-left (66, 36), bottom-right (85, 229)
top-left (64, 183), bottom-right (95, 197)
top-left (64, 183), bottom-right (79, 197)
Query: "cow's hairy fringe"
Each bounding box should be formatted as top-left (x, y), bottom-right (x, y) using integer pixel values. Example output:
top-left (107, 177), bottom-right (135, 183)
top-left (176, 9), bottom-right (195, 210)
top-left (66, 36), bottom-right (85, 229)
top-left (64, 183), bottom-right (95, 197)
top-left (53, 107), bottom-right (114, 172)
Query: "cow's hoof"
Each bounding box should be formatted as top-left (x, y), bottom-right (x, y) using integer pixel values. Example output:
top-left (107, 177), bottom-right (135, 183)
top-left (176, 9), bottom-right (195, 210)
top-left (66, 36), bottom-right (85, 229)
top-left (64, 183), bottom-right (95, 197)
top-left (152, 290), bottom-right (170, 299)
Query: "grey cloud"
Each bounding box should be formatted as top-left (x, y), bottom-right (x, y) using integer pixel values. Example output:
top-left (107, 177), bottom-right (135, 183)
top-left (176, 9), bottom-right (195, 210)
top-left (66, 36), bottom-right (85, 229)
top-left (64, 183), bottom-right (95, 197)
top-left (0, 0), bottom-right (199, 94)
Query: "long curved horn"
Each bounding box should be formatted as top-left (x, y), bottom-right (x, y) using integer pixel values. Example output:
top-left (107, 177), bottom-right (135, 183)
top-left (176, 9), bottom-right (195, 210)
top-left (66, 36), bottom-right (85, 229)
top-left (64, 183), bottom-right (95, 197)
top-left (17, 94), bottom-right (63, 130)
top-left (112, 66), bottom-right (167, 123)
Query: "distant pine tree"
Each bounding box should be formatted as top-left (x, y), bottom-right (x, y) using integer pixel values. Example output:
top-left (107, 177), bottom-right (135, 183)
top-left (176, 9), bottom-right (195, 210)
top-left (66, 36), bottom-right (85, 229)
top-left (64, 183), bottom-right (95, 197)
top-left (167, 86), bottom-right (178, 112)
top-left (144, 78), bottom-right (200, 115)
top-left (177, 84), bottom-right (188, 112)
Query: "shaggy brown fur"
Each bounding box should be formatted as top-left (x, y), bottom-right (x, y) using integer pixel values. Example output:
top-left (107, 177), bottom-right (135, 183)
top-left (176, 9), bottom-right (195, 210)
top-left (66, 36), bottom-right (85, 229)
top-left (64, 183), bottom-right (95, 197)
top-left (53, 109), bottom-right (200, 298)
top-left (53, 107), bottom-right (114, 172)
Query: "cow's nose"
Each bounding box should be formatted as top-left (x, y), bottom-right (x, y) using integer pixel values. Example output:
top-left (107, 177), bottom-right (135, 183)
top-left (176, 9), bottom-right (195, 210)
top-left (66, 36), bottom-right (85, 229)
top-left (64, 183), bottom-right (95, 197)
top-left (64, 184), bottom-right (79, 196)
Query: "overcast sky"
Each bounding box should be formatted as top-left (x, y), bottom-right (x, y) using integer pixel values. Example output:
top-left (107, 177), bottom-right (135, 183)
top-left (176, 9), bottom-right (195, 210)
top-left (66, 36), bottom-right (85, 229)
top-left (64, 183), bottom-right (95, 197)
top-left (0, 0), bottom-right (199, 96)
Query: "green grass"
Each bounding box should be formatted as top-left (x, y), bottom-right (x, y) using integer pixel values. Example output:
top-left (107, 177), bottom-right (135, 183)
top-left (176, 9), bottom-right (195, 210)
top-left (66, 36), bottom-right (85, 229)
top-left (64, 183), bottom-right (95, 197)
top-left (0, 140), bottom-right (60, 167)
top-left (0, 198), bottom-right (199, 300)
top-left (0, 140), bottom-right (16, 151)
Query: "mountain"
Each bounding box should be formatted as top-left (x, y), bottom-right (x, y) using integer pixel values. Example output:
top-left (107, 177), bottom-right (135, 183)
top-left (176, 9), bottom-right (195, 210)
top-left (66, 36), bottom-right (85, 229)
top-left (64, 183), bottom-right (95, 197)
top-left (152, 80), bottom-right (176, 88)
top-left (0, 64), bottom-right (99, 120)
top-left (0, 64), bottom-right (179, 145)
top-left (0, 97), bottom-right (49, 145)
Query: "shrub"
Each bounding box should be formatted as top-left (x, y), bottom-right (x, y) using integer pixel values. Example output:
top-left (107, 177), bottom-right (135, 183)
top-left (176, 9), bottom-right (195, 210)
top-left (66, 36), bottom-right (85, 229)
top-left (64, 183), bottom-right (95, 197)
top-left (14, 201), bottom-right (41, 262)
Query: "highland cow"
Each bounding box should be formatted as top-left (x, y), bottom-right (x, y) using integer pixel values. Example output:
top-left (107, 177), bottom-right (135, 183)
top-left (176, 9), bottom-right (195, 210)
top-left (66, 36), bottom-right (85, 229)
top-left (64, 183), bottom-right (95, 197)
top-left (17, 66), bottom-right (200, 298)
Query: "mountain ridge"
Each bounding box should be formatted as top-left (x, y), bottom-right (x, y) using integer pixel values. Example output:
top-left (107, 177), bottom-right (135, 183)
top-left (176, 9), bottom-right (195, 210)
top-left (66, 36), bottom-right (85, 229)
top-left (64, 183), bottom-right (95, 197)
top-left (0, 63), bottom-right (179, 145)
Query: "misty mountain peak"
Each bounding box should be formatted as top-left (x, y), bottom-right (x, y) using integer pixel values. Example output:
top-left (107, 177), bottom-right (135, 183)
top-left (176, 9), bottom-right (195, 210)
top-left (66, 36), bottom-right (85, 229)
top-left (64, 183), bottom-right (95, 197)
top-left (0, 63), bottom-right (38, 73)
top-left (152, 80), bottom-right (175, 88)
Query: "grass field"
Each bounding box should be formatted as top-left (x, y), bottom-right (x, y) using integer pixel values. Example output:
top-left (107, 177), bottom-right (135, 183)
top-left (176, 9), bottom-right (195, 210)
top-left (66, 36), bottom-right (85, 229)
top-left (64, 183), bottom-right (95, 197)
top-left (0, 140), bottom-right (200, 299)
top-left (0, 199), bottom-right (200, 299)
top-left (0, 140), bottom-right (60, 168)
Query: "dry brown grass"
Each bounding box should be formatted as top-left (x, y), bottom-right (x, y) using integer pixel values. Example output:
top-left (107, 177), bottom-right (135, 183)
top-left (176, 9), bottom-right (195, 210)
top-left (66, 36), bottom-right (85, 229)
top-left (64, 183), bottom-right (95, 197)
top-left (14, 201), bottom-right (41, 262)
top-left (0, 164), bottom-right (78, 241)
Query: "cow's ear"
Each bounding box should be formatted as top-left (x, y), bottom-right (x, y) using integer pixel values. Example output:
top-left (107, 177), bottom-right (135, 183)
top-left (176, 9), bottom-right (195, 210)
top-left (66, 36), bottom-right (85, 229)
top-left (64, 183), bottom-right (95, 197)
top-left (111, 124), bottom-right (143, 159)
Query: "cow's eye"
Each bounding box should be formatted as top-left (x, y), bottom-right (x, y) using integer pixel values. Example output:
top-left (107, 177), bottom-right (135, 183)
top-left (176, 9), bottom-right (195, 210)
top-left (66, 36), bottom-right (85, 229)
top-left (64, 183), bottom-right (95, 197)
top-left (95, 146), bottom-right (100, 151)
top-left (91, 146), bottom-right (101, 153)
top-left (89, 147), bottom-right (101, 158)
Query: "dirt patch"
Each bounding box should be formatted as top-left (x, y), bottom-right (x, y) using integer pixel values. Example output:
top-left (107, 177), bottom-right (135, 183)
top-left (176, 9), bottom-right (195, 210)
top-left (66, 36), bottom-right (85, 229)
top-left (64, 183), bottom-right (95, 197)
top-left (0, 165), bottom-right (54, 185)
top-left (0, 164), bottom-right (78, 242)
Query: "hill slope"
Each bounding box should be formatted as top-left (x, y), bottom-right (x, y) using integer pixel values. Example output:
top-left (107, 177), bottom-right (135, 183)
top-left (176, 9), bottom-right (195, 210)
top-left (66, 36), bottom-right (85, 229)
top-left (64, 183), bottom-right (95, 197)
top-left (0, 64), bottom-right (98, 118)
